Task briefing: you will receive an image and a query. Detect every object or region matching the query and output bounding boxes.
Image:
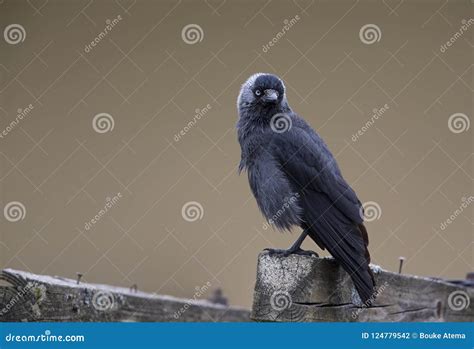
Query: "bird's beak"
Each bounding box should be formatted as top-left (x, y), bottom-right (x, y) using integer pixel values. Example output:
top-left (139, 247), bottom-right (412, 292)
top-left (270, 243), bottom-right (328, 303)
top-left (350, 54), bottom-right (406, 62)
top-left (263, 89), bottom-right (278, 103)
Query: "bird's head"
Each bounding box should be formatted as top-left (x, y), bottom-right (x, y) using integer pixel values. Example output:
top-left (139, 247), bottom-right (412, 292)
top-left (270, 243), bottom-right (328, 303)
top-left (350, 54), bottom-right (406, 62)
top-left (237, 73), bottom-right (288, 115)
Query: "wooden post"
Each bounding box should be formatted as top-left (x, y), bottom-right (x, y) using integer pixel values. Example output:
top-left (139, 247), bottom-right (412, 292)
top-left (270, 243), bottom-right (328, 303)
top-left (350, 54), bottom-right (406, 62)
top-left (251, 251), bottom-right (473, 322)
top-left (0, 269), bottom-right (249, 322)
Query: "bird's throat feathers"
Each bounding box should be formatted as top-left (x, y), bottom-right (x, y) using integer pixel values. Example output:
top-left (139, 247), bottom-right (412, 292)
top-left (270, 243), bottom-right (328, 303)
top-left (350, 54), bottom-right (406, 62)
top-left (237, 104), bottom-right (292, 175)
top-left (237, 103), bottom-right (291, 141)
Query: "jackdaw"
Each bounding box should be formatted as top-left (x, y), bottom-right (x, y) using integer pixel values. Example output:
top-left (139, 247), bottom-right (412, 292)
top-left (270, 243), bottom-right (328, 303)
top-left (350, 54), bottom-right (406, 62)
top-left (237, 73), bottom-right (375, 303)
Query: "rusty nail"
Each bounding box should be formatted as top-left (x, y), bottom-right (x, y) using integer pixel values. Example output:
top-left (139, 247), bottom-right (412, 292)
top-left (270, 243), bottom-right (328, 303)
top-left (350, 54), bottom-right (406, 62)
top-left (398, 257), bottom-right (405, 274)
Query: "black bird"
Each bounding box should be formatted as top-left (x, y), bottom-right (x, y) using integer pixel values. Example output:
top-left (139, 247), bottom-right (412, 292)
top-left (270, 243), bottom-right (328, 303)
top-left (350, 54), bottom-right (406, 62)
top-left (237, 73), bottom-right (375, 303)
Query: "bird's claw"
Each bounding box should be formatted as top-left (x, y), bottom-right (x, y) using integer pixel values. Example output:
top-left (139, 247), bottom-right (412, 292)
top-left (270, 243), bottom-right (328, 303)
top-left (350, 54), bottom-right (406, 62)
top-left (264, 247), bottom-right (318, 257)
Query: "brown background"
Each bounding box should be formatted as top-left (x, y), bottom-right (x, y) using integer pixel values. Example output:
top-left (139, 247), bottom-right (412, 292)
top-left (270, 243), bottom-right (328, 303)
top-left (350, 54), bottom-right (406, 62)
top-left (1, 0), bottom-right (472, 309)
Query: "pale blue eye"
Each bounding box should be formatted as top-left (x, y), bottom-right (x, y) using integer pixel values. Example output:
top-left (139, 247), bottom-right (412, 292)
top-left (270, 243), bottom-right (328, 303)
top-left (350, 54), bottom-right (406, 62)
top-left (255, 90), bottom-right (262, 96)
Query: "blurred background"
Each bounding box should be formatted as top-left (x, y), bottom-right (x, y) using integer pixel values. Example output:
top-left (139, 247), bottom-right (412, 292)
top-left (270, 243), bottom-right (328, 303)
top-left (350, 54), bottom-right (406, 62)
top-left (1, 0), bottom-right (472, 309)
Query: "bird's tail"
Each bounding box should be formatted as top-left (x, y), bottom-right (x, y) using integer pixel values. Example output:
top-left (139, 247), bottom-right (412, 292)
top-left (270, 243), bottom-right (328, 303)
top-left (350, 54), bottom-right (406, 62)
top-left (302, 194), bottom-right (376, 304)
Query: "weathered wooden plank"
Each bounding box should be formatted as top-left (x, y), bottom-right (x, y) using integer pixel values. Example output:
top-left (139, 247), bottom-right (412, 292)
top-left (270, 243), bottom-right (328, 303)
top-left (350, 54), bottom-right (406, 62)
top-left (251, 251), bottom-right (473, 322)
top-left (0, 269), bottom-right (249, 322)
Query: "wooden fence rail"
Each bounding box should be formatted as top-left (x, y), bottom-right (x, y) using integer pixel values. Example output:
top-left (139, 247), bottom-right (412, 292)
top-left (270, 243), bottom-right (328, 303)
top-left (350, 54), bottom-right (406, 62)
top-left (2, 252), bottom-right (472, 323)
top-left (0, 269), bottom-right (249, 322)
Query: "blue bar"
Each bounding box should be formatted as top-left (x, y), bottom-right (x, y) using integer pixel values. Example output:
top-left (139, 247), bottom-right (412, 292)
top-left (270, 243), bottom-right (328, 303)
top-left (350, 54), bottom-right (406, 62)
top-left (0, 322), bottom-right (472, 348)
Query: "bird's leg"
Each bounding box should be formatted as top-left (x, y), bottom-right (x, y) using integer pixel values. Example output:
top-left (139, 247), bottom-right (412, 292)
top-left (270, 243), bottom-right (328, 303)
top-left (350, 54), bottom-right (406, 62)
top-left (264, 230), bottom-right (318, 257)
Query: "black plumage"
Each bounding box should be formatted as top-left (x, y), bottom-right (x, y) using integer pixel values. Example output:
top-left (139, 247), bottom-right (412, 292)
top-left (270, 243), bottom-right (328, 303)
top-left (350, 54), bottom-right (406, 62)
top-left (237, 73), bottom-right (375, 303)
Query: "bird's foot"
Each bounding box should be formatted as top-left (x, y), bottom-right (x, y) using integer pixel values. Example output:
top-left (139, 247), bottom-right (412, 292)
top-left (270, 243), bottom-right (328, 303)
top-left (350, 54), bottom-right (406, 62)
top-left (264, 247), bottom-right (318, 257)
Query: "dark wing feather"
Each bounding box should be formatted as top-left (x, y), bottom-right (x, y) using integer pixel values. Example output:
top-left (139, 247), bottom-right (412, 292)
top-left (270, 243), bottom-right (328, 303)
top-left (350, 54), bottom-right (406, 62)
top-left (269, 125), bottom-right (375, 303)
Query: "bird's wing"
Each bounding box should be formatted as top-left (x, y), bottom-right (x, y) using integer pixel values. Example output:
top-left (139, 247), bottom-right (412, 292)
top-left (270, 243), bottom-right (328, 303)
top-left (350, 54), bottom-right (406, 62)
top-left (268, 126), bottom-right (375, 302)
top-left (270, 126), bottom-right (364, 224)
